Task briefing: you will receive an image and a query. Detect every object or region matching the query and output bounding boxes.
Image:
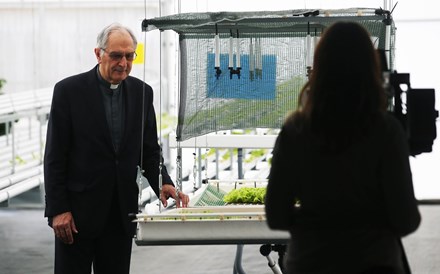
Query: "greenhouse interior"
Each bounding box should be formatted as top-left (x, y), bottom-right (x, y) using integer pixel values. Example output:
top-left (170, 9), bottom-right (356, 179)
top-left (0, 0), bottom-right (439, 273)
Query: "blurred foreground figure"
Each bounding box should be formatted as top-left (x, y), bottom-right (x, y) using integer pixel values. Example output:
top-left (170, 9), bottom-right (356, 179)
top-left (265, 21), bottom-right (420, 274)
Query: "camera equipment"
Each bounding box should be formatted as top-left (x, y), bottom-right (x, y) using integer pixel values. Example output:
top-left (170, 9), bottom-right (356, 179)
top-left (387, 71), bottom-right (438, 156)
top-left (378, 47), bottom-right (438, 156)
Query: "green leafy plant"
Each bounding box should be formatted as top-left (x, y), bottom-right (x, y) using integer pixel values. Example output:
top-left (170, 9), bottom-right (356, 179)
top-left (245, 149), bottom-right (267, 163)
top-left (9, 156), bottom-right (26, 165)
top-left (223, 187), bottom-right (266, 204)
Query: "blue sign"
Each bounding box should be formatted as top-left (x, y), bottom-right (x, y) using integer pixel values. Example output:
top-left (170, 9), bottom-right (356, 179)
top-left (207, 53), bottom-right (276, 100)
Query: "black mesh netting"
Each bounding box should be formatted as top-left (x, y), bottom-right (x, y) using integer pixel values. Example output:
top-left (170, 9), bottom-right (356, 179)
top-left (143, 9), bottom-right (395, 140)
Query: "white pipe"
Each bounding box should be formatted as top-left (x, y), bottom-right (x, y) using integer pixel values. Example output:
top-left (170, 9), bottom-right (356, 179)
top-left (265, 255), bottom-right (283, 274)
top-left (306, 34), bottom-right (312, 67)
top-left (236, 36), bottom-right (241, 68)
top-left (249, 38), bottom-right (254, 72)
top-left (228, 36), bottom-right (234, 68)
top-left (39, 114), bottom-right (44, 164)
top-left (206, 179), bottom-right (268, 184)
top-left (0, 136), bottom-right (44, 165)
top-left (0, 166), bottom-right (42, 190)
top-left (256, 38), bottom-right (262, 70)
top-left (313, 36), bottom-right (320, 49)
top-left (385, 24), bottom-right (391, 69)
top-left (197, 147), bottom-right (202, 188)
top-left (384, 0), bottom-right (394, 11)
top-left (0, 178), bottom-right (13, 191)
top-left (0, 175), bottom-right (43, 203)
top-left (214, 34), bottom-right (220, 68)
top-left (255, 38), bottom-right (259, 70)
top-left (168, 133), bottom-right (277, 149)
top-left (11, 120), bottom-right (15, 173)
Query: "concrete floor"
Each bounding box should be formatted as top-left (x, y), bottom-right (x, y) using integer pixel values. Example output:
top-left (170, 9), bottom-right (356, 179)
top-left (1, 197), bottom-right (439, 274)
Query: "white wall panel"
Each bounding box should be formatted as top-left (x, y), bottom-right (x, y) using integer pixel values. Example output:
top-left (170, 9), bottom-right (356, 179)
top-left (0, 1), bottom-right (165, 94)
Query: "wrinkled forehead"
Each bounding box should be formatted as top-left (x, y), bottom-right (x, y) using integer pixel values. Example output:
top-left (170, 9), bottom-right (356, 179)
top-left (106, 30), bottom-right (135, 52)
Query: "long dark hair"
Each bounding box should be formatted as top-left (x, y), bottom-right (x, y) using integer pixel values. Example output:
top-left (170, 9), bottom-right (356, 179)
top-left (291, 21), bottom-right (387, 152)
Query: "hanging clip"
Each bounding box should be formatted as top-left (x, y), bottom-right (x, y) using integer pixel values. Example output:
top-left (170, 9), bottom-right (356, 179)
top-left (255, 38), bottom-right (262, 79)
top-left (214, 24), bottom-right (222, 79)
top-left (229, 29), bottom-right (241, 79)
top-left (306, 22), bottom-right (313, 79)
top-left (249, 37), bottom-right (254, 81)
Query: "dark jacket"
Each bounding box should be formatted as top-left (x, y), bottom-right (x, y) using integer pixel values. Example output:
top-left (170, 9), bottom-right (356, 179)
top-left (265, 112), bottom-right (421, 273)
top-left (44, 65), bottom-right (172, 237)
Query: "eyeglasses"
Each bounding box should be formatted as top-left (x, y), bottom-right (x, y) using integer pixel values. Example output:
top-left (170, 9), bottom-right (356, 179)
top-left (101, 48), bottom-right (137, 61)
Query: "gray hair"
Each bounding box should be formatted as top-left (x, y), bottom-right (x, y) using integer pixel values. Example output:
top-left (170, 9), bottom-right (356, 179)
top-left (96, 23), bottom-right (138, 50)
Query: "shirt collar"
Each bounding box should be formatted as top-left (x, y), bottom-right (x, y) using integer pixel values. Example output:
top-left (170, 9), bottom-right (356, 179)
top-left (96, 66), bottom-right (121, 90)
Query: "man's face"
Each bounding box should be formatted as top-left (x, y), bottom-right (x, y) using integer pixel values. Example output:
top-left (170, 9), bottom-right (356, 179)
top-left (94, 30), bottom-right (136, 84)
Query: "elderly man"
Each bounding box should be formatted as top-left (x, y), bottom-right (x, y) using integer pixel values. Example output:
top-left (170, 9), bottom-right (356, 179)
top-left (44, 23), bottom-right (189, 274)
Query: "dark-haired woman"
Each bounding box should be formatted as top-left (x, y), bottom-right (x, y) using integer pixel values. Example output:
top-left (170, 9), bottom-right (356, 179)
top-left (265, 22), bottom-right (420, 274)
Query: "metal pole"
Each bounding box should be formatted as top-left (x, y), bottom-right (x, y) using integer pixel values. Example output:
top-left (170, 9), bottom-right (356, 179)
top-left (11, 121), bottom-right (15, 174)
top-left (5, 120), bottom-right (9, 146)
top-left (39, 114), bottom-right (44, 164)
top-left (215, 149), bottom-right (219, 179)
top-left (233, 148), bottom-right (246, 274)
top-left (197, 147), bottom-right (202, 188)
top-left (385, 23), bottom-right (391, 69)
top-left (237, 148), bottom-right (243, 180)
top-left (230, 148), bottom-right (234, 174)
top-left (233, 244), bottom-right (246, 274)
top-left (176, 147), bottom-right (182, 191)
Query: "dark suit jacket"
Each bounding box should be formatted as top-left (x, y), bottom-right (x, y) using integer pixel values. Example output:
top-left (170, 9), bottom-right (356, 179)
top-left (44, 65), bottom-right (173, 237)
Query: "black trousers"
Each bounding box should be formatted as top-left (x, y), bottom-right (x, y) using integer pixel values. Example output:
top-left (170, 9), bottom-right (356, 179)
top-left (54, 198), bottom-right (133, 274)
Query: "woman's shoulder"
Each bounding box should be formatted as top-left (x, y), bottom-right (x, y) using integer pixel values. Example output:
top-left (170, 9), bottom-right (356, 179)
top-left (365, 112), bottom-right (409, 155)
top-left (278, 111), bottom-right (311, 145)
top-left (284, 111), bottom-right (306, 131)
top-left (375, 112), bottom-right (406, 135)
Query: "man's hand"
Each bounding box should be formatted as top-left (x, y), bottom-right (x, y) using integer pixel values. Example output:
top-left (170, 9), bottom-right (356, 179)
top-left (160, 184), bottom-right (190, 208)
top-left (52, 211), bottom-right (78, 244)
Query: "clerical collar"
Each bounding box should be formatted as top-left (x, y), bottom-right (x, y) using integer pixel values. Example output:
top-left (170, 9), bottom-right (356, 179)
top-left (96, 66), bottom-right (121, 90)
